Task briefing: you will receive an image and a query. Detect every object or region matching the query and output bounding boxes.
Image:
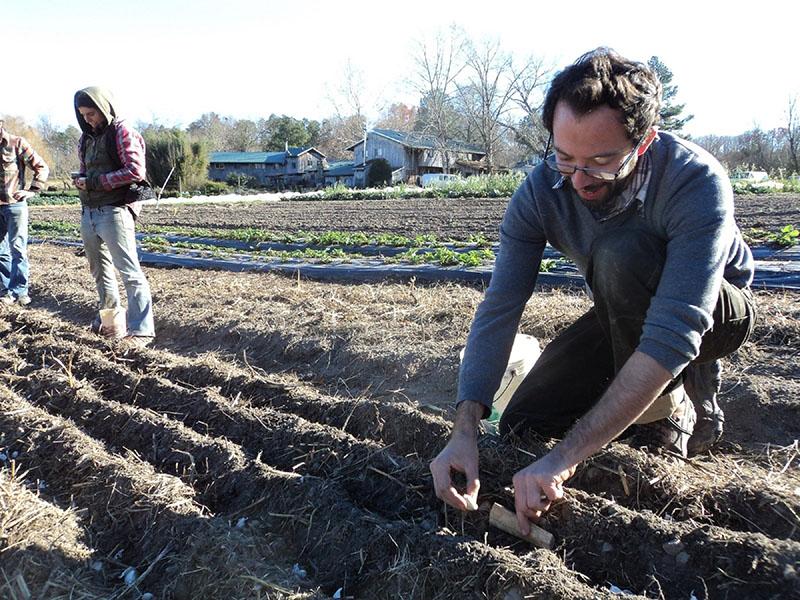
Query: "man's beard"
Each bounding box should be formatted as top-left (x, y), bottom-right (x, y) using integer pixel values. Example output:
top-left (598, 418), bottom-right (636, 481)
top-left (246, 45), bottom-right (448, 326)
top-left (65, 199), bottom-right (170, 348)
top-left (573, 176), bottom-right (632, 219)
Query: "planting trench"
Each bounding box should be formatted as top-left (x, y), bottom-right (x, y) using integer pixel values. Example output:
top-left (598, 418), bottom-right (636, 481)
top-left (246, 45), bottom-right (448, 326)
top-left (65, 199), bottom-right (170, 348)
top-left (7, 189), bottom-right (800, 598)
top-left (2, 305), bottom-right (798, 599)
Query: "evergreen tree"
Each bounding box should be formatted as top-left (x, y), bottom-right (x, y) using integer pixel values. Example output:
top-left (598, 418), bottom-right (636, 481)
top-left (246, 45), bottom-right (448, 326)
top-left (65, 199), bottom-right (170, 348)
top-left (263, 115), bottom-right (319, 151)
top-left (648, 56), bottom-right (693, 134)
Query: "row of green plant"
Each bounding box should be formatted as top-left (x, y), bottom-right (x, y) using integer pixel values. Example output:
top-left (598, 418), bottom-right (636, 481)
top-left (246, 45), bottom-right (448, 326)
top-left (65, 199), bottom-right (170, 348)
top-left (29, 190), bottom-right (81, 206)
top-left (29, 219), bottom-right (493, 248)
top-left (743, 225), bottom-right (800, 248)
top-left (25, 220), bottom-right (586, 272)
top-left (30, 220), bottom-right (81, 236)
top-left (139, 237), bottom-right (499, 268)
top-left (136, 226), bottom-right (491, 249)
top-left (139, 238), bottom-right (578, 271)
top-left (285, 172), bottom-right (526, 201)
top-left (32, 218), bottom-right (800, 251)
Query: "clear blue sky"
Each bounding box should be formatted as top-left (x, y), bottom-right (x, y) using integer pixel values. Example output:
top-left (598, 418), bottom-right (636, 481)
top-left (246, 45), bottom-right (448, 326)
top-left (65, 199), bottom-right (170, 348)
top-left (6, 0), bottom-right (798, 137)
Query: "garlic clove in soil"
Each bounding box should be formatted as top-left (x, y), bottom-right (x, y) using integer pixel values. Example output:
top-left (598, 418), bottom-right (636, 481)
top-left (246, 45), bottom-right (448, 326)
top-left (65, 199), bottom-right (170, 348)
top-left (121, 567), bottom-right (137, 586)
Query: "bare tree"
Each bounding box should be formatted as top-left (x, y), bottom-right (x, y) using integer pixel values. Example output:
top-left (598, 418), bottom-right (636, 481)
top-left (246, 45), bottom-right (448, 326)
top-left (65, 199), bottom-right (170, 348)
top-left (374, 103), bottom-right (418, 132)
top-left (36, 116), bottom-right (80, 177)
top-left (224, 119), bottom-right (260, 152)
top-left (322, 60), bottom-right (370, 160)
top-left (409, 26), bottom-right (468, 172)
top-left (787, 96), bottom-right (799, 174)
top-left (455, 39), bottom-right (519, 169)
top-left (187, 113), bottom-right (229, 151)
top-left (327, 59), bottom-right (368, 122)
top-left (505, 55), bottom-right (552, 158)
top-left (315, 115), bottom-right (365, 161)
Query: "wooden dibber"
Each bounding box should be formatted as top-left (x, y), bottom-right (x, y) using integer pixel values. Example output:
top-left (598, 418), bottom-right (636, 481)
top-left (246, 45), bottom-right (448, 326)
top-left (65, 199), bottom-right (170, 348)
top-left (489, 502), bottom-right (554, 549)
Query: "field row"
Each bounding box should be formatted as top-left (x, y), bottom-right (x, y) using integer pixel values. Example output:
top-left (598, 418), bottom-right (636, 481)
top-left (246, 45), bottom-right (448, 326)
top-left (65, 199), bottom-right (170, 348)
top-left (2, 306), bottom-right (798, 598)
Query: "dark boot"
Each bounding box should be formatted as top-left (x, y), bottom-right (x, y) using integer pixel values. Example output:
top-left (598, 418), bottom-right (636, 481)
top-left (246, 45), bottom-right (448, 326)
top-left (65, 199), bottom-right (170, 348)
top-left (687, 401), bottom-right (724, 455)
top-left (628, 388), bottom-right (697, 457)
top-left (685, 361), bottom-right (724, 455)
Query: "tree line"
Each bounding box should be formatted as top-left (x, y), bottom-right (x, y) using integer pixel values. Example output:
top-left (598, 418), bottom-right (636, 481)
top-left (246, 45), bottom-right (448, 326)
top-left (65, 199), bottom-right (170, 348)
top-left (4, 32), bottom-right (798, 191)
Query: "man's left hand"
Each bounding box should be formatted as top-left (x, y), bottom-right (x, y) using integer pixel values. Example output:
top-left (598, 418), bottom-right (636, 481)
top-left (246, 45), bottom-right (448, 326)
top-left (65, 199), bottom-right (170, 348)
top-left (12, 190), bottom-right (35, 201)
top-left (512, 452), bottom-right (576, 535)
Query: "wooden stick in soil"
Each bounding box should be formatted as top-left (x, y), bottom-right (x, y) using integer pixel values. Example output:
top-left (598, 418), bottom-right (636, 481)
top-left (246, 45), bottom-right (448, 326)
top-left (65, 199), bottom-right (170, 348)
top-left (489, 502), bottom-right (554, 549)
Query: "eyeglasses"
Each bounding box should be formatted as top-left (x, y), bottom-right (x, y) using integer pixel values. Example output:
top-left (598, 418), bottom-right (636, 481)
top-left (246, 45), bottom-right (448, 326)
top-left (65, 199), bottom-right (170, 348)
top-left (542, 134), bottom-right (642, 181)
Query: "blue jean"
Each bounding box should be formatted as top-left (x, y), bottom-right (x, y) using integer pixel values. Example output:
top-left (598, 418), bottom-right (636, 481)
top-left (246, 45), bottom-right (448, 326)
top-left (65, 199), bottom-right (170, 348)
top-left (0, 201), bottom-right (30, 298)
top-left (80, 205), bottom-right (154, 336)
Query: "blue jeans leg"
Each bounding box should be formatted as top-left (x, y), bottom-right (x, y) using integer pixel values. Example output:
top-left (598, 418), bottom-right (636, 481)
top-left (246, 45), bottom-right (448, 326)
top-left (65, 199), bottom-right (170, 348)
top-left (80, 206), bottom-right (154, 336)
top-left (0, 202), bottom-right (30, 298)
top-left (0, 230), bottom-right (8, 292)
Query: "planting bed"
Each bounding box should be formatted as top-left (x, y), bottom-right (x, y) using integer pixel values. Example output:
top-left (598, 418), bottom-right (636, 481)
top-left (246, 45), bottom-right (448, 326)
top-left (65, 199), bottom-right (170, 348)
top-left (31, 193), bottom-right (800, 241)
top-left (2, 194), bottom-right (798, 599)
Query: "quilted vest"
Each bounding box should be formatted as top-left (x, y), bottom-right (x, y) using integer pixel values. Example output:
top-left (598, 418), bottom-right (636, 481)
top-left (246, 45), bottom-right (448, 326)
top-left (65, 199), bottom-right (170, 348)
top-left (79, 126), bottom-right (127, 208)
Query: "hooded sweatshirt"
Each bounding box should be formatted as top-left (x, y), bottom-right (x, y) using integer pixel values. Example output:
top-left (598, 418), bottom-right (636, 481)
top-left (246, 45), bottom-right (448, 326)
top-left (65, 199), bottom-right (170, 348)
top-left (74, 86), bottom-right (146, 208)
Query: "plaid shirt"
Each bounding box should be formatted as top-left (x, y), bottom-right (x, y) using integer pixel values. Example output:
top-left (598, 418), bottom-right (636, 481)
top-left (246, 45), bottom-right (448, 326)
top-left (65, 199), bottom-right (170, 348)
top-left (79, 120), bottom-right (146, 190)
top-left (0, 129), bottom-right (50, 203)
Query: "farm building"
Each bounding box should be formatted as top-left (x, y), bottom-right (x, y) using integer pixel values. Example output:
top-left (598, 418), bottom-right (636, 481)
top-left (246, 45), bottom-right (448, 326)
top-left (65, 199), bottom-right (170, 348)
top-left (324, 161), bottom-right (356, 187)
top-left (208, 145), bottom-right (326, 190)
top-left (346, 128), bottom-right (488, 187)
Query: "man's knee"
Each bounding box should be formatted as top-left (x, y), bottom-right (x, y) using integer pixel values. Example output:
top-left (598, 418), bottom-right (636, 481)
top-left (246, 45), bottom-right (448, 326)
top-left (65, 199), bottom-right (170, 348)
top-left (588, 229), bottom-right (666, 299)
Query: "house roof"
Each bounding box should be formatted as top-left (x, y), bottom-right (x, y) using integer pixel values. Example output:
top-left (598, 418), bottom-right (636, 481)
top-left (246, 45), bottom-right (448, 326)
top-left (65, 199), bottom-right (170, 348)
top-left (209, 146), bottom-right (324, 164)
top-left (345, 128), bottom-right (486, 156)
top-left (325, 161), bottom-right (355, 176)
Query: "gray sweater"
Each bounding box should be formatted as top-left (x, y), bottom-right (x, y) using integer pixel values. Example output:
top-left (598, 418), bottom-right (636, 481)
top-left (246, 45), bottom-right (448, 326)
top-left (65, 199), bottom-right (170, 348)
top-left (458, 132), bottom-right (754, 411)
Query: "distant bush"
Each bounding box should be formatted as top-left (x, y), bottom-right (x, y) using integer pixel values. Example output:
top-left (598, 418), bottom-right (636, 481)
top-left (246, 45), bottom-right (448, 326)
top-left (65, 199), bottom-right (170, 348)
top-left (39, 189), bottom-right (80, 198)
top-left (226, 172), bottom-right (259, 189)
top-left (200, 180), bottom-right (230, 195)
top-left (732, 180), bottom-right (784, 194)
top-left (366, 158), bottom-right (392, 187)
top-left (777, 177), bottom-right (800, 193)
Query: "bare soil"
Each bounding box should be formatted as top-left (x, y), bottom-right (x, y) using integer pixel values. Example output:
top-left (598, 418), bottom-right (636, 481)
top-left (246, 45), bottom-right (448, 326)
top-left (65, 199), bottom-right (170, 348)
top-left (32, 193), bottom-right (800, 241)
top-left (2, 194), bottom-right (798, 599)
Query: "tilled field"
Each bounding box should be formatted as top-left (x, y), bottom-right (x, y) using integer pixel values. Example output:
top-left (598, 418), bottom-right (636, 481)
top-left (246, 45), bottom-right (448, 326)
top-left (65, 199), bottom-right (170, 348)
top-left (31, 193), bottom-right (800, 241)
top-left (3, 196), bottom-right (800, 599)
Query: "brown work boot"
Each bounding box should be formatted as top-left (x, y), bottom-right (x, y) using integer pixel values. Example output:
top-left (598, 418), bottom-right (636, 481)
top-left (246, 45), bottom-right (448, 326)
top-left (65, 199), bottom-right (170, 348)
top-left (687, 404), bottom-right (724, 455)
top-left (628, 388), bottom-right (697, 457)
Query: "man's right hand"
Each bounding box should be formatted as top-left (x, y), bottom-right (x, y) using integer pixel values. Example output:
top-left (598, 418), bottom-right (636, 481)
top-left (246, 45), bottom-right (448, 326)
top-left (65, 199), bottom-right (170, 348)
top-left (430, 400), bottom-right (484, 511)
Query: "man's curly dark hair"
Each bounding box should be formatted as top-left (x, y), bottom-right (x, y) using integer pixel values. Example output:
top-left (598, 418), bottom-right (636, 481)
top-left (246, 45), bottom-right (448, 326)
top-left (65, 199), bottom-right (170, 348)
top-left (542, 48), bottom-right (662, 142)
